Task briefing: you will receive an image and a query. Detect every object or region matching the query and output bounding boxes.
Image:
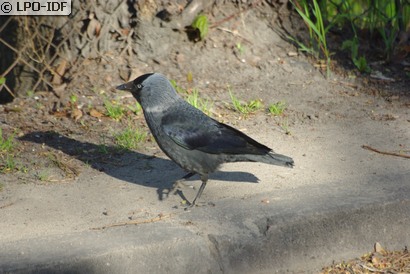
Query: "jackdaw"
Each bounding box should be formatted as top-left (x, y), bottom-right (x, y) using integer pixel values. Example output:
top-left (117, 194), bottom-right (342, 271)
top-left (117, 73), bottom-right (294, 206)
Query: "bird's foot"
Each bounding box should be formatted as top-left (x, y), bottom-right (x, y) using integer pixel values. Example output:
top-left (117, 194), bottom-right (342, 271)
top-left (173, 180), bottom-right (195, 191)
top-left (182, 200), bottom-right (214, 211)
top-left (162, 180), bottom-right (195, 200)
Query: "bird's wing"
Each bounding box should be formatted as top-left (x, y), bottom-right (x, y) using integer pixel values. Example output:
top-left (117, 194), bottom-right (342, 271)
top-left (161, 112), bottom-right (269, 155)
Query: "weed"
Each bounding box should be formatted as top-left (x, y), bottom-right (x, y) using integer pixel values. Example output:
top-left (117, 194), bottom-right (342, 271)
top-left (291, 0), bottom-right (331, 76)
top-left (1, 155), bottom-right (16, 173)
top-left (191, 14), bottom-right (209, 40)
top-left (236, 43), bottom-right (245, 54)
top-left (128, 102), bottom-right (142, 115)
top-left (268, 101), bottom-right (287, 116)
top-left (0, 129), bottom-right (17, 173)
top-left (26, 90), bottom-right (35, 98)
top-left (97, 144), bottom-right (109, 154)
top-left (170, 80), bottom-right (213, 116)
top-left (324, 0), bottom-right (409, 62)
top-left (0, 128), bottom-right (15, 153)
top-left (170, 80), bottom-right (186, 94)
top-left (342, 36), bottom-right (371, 73)
top-left (186, 89), bottom-right (213, 116)
top-left (104, 100), bottom-right (124, 120)
top-left (247, 99), bottom-right (263, 112)
top-left (115, 126), bottom-right (147, 150)
top-left (228, 87), bottom-right (263, 115)
top-left (36, 170), bottom-right (50, 181)
top-left (20, 165), bottom-right (28, 173)
top-left (378, 25), bottom-right (399, 60)
top-left (96, 135), bottom-right (111, 154)
top-left (69, 94), bottom-right (78, 104)
top-left (187, 71), bottom-right (193, 83)
top-left (280, 118), bottom-right (291, 135)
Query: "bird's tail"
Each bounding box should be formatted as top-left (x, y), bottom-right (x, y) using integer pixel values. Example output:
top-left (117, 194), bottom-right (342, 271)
top-left (268, 151), bottom-right (294, 168)
top-left (245, 151), bottom-right (294, 168)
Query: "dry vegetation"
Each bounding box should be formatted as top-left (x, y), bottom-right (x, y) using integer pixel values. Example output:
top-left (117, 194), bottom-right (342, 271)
top-left (322, 243), bottom-right (410, 273)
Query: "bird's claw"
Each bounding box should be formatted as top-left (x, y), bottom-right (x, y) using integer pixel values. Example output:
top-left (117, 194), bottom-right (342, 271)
top-left (162, 180), bottom-right (195, 200)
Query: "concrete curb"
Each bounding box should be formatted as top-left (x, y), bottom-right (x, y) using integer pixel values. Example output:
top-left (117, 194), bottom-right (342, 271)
top-left (1, 184), bottom-right (409, 273)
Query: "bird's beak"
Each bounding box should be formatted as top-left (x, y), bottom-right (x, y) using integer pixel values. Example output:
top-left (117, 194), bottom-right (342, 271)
top-left (116, 81), bottom-right (134, 91)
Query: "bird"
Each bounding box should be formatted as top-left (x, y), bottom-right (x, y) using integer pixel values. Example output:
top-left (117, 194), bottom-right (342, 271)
top-left (116, 73), bottom-right (294, 207)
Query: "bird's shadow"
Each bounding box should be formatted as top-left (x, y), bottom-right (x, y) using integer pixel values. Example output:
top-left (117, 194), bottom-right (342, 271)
top-left (20, 131), bottom-right (259, 202)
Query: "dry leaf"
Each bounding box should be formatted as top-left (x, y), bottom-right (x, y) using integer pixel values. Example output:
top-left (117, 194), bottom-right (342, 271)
top-left (71, 109), bottom-right (83, 121)
top-left (52, 60), bottom-right (67, 85)
top-left (90, 109), bottom-right (103, 118)
top-left (87, 14), bottom-right (101, 38)
top-left (53, 110), bottom-right (68, 118)
top-left (375, 242), bottom-right (387, 255)
top-left (371, 255), bottom-right (380, 266)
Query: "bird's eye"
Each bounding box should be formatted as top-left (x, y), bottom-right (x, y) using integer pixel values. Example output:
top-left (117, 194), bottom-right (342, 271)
top-left (136, 84), bottom-right (142, 89)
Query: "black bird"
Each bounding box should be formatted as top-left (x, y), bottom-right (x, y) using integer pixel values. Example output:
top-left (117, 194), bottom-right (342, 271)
top-left (117, 73), bottom-right (294, 206)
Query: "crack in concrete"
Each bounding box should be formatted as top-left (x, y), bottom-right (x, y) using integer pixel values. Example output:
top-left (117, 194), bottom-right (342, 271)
top-left (206, 234), bottom-right (225, 273)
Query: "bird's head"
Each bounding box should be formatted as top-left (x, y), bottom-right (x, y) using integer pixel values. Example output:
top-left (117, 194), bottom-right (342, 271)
top-left (116, 73), bottom-right (179, 108)
top-left (116, 73), bottom-right (153, 101)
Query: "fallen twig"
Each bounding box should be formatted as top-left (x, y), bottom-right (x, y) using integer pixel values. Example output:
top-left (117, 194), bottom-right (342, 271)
top-left (358, 263), bottom-right (385, 272)
top-left (90, 213), bottom-right (174, 230)
top-left (330, 80), bottom-right (358, 89)
top-left (0, 202), bottom-right (14, 209)
top-left (362, 145), bottom-right (410, 159)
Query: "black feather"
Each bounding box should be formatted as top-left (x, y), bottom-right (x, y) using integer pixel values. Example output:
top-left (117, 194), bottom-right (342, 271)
top-left (161, 110), bottom-right (270, 155)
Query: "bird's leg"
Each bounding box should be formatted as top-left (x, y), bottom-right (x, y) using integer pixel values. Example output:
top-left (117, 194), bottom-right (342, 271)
top-left (162, 172), bottom-right (196, 200)
top-left (172, 172), bottom-right (196, 190)
top-left (189, 174), bottom-right (209, 207)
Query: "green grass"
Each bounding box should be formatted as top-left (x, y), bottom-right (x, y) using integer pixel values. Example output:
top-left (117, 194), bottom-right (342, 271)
top-left (185, 89), bottom-right (213, 116)
top-left (97, 143), bottom-right (109, 154)
top-left (128, 102), bottom-right (142, 115)
top-left (170, 80), bottom-right (186, 94)
top-left (26, 90), bottom-right (35, 98)
top-left (292, 0), bottom-right (410, 72)
top-left (268, 101), bottom-right (287, 116)
top-left (236, 43), bottom-right (245, 54)
top-left (171, 80), bottom-right (213, 116)
top-left (341, 37), bottom-right (371, 73)
top-left (291, 0), bottom-right (331, 77)
top-left (0, 128), bottom-right (17, 173)
top-left (104, 100), bottom-right (125, 120)
top-left (2, 155), bottom-right (17, 173)
top-left (228, 87), bottom-right (263, 115)
top-left (69, 94), bottom-right (78, 105)
top-left (115, 126), bottom-right (147, 150)
top-left (0, 128), bottom-right (15, 153)
top-left (191, 14), bottom-right (209, 40)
